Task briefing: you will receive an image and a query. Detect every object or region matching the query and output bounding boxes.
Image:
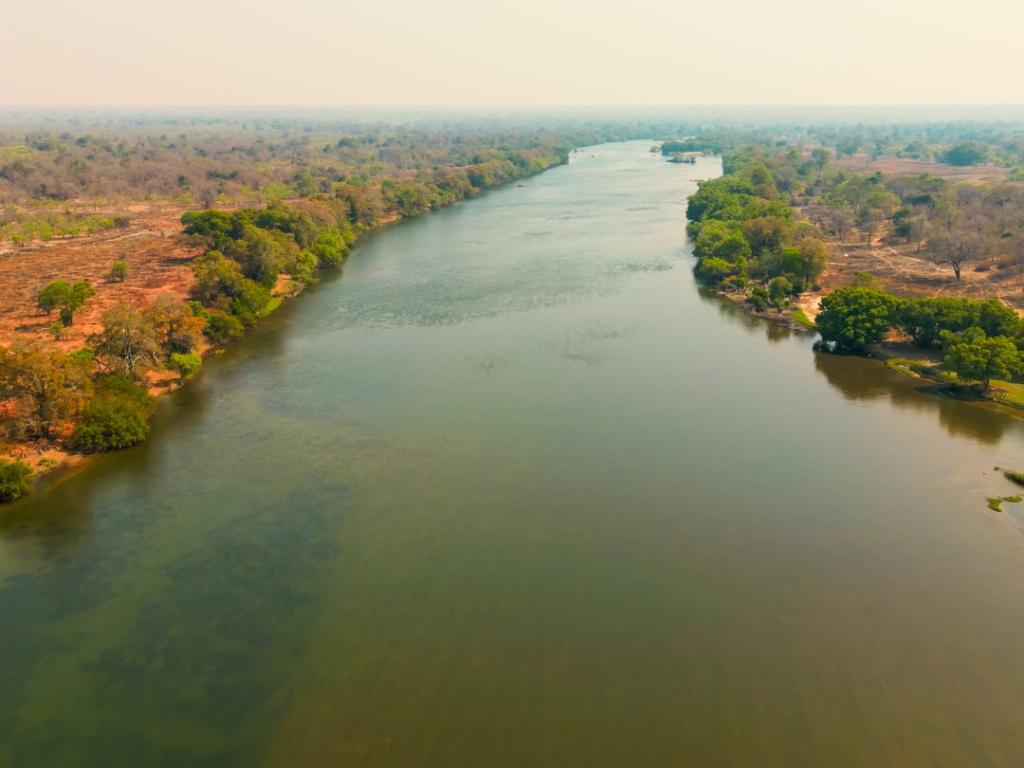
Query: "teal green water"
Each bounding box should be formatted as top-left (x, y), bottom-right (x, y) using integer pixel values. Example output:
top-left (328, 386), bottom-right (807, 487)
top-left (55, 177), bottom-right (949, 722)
top-left (3, 142), bottom-right (1024, 766)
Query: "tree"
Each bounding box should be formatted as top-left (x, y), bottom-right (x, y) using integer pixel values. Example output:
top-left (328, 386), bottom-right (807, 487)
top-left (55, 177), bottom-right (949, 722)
top-left (0, 341), bottom-right (91, 439)
top-left (743, 216), bottom-right (792, 255)
top-left (942, 328), bottom-right (1022, 393)
top-left (693, 220), bottom-right (751, 265)
top-left (201, 309), bottom-right (245, 344)
top-left (811, 148), bottom-right (830, 183)
top-left (311, 227), bottom-right (348, 268)
top-left (768, 275), bottom-right (793, 306)
top-left (826, 205), bottom-right (855, 243)
top-left (191, 250), bottom-right (247, 307)
top-left (0, 458), bottom-right (33, 502)
top-left (940, 143), bottom-right (987, 167)
top-left (144, 294), bottom-right (205, 355)
top-left (694, 257), bottom-right (735, 285)
top-left (776, 237), bottom-right (827, 288)
top-left (816, 287), bottom-right (897, 352)
top-left (36, 280), bottom-right (95, 326)
top-left (92, 305), bottom-right (161, 376)
top-left (926, 221), bottom-right (990, 282)
top-left (72, 375), bottom-right (154, 452)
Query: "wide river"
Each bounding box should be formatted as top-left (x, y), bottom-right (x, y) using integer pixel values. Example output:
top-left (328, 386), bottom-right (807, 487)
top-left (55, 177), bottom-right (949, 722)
top-left (3, 142), bottom-right (1024, 766)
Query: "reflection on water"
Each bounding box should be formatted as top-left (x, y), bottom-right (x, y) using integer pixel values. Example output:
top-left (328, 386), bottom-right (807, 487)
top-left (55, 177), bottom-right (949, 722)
top-left (813, 351), bottom-right (1016, 445)
top-left (3, 143), bottom-right (1024, 767)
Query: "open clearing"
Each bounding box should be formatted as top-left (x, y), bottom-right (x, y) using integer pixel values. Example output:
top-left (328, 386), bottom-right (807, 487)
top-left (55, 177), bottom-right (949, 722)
top-left (0, 206), bottom-right (199, 350)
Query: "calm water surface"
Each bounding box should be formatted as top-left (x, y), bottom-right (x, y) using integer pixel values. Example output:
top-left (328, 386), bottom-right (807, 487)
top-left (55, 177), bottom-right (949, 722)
top-left (3, 142), bottom-right (1024, 766)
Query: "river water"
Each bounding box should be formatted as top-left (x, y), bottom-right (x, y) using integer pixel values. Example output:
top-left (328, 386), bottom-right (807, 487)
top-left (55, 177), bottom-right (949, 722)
top-left (2, 142), bottom-right (1024, 766)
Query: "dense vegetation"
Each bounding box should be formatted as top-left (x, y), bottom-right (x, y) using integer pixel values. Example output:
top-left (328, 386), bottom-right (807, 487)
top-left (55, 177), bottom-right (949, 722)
top-left (685, 135), bottom-right (1023, 398)
top-left (685, 147), bottom-right (829, 308)
top-left (817, 287), bottom-right (1023, 391)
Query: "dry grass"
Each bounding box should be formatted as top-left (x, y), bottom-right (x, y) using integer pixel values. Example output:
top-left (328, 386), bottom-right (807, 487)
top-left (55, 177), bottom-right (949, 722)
top-left (834, 155), bottom-right (1011, 185)
top-left (0, 205), bottom-right (200, 350)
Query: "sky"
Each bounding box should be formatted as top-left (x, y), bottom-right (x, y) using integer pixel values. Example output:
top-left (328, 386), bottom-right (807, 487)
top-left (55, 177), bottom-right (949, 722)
top-left (3, 0), bottom-right (1023, 107)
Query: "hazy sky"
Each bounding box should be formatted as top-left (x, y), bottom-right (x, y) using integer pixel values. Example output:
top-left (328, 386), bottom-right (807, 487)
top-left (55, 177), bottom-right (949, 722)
top-left (3, 0), bottom-right (1022, 106)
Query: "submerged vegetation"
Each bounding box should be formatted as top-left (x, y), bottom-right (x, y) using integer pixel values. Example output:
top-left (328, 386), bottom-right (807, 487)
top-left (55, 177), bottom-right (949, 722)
top-left (987, 496), bottom-right (1022, 512)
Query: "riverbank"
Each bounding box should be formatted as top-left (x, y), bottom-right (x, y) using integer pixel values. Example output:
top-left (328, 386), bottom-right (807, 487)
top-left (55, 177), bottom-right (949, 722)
top-left (7, 140), bottom-right (1024, 766)
top-left (0, 149), bottom-right (572, 503)
top-left (681, 141), bottom-right (1024, 423)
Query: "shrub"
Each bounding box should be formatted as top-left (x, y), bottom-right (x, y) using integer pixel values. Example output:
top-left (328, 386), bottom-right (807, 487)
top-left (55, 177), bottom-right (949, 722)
top-left (0, 459), bottom-right (33, 502)
top-left (768, 275), bottom-right (794, 307)
top-left (169, 352), bottom-right (202, 378)
top-left (203, 310), bottom-right (245, 344)
top-left (747, 285), bottom-right (769, 311)
top-left (109, 260), bottom-right (129, 282)
top-left (694, 257), bottom-right (734, 285)
top-left (311, 227), bottom-right (347, 268)
top-left (71, 376), bottom-right (154, 452)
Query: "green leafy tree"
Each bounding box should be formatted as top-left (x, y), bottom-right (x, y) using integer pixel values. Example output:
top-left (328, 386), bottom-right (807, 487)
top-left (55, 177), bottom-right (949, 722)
top-left (36, 280), bottom-right (95, 326)
top-left (311, 227), bottom-right (348, 268)
top-left (768, 276), bottom-right (793, 306)
top-left (0, 458), bottom-right (33, 502)
top-left (202, 309), bottom-right (245, 344)
top-left (942, 328), bottom-right (1022, 393)
top-left (72, 375), bottom-right (155, 452)
top-left (694, 258), bottom-right (735, 285)
top-left (694, 221), bottom-right (751, 265)
top-left (191, 250), bottom-right (247, 307)
top-left (816, 287), bottom-right (897, 352)
top-left (940, 143), bottom-right (987, 167)
top-left (169, 352), bottom-right (202, 378)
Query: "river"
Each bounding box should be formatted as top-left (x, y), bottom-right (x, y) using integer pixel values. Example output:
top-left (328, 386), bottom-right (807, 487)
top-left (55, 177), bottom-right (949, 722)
top-left (2, 141), bottom-right (1024, 766)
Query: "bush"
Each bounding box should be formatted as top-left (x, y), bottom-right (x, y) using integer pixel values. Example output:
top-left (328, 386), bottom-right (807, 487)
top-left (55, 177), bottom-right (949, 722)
top-left (203, 310), bottom-right (245, 344)
top-left (0, 459), bottom-right (33, 502)
top-left (230, 281), bottom-right (271, 326)
top-left (747, 285), bottom-right (769, 311)
top-left (109, 260), bottom-right (129, 282)
top-left (169, 352), bottom-right (202, 378)
top-left (71, 376), bottom-right (154, 452)
top-left (694, 257), bottom-right (734, 285)
top-left (768, 275), bottom-right (794, 307)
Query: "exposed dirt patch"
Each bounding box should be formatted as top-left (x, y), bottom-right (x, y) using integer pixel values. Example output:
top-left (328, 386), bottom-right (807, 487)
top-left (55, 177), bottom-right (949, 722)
top-left (811, 234), bottom-right (1024, 316)
top-left (834, 155), bottom-right (1010, 185)
top-left (0, 206), bottom-right (200, 350)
